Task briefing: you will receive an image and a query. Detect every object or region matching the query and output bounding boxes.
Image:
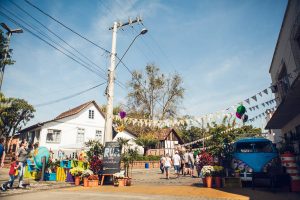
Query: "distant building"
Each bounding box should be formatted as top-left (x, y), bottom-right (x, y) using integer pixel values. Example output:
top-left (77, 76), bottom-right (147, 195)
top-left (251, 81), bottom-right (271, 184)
top-left (19, 101), bottom-right (143, 159)
top-left (265, 0), bottom-right (300, 155)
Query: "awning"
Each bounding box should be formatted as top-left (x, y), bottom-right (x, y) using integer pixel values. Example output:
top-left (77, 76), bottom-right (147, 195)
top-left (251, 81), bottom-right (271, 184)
top-left (265, 75), bottom-right (300, 129)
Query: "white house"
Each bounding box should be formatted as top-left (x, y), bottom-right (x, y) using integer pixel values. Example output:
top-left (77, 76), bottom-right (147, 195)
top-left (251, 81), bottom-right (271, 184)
top-left (19, 101), bottom-right (143, 159)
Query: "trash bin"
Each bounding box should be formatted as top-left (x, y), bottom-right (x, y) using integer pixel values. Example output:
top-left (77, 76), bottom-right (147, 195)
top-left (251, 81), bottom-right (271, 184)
top-left (145, 162), bottom-right (149, 169)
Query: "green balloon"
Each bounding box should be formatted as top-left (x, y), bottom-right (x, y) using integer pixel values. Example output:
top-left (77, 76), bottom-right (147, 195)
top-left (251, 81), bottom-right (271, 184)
top-left (237, 105), bottom-right (246, 115)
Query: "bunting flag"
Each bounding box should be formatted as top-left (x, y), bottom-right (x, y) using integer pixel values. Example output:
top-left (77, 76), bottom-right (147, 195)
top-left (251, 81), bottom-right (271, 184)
top-left (249, 107), bottom-right (252, 111)
top-left (252, 95), bottom-right (257, 102)
top-left (245, 99), bottom-right (250, 104)
top-left (256, 105), bottom-right (259, 109)
top-left (258, 92), bottom-right (262, 97)
top-left (262, 103), bottom-right (265, 107)
top-left (263, 89), bottom-right (268, 95)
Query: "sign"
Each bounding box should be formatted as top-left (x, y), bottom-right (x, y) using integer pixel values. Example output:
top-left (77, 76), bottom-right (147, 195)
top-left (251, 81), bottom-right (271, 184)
top-left (102, 142), bottom-right (121, 174)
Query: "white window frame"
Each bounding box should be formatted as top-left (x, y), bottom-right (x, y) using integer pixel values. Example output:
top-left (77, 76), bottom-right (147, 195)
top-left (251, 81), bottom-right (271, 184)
top-left (88, 110), bottom-right (94, 119)
top-left (76, 128), bottom-right (85, 143)
top-left (46, 129), bottom-right (61, 143)
top-left (95, 130), bottom-right (103, 141)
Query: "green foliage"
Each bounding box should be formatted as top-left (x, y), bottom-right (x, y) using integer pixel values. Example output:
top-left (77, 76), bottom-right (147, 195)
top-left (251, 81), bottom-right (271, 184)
top-left (84, 140), bottom-right (104, 162)
top-left (0, 30), bottom-right (15, 66)
top-left (0, 93), bottom-right (35, 138)
top-left (177, 123), bottom-right (205, 143)
top-left (135, 133), bottom-right (158, 156)
top-left (127, 64), bottom-right (184, 120)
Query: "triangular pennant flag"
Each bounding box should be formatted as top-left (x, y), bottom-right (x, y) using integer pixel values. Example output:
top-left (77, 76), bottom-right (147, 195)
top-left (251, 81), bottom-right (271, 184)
top-left (266, 102), bottom-right (269, 106)
top-left (252, 106), bottom-right (255, 111)
top-left (256, 105), bottom-right (259, 109)
top-left (258, 92), bottom-right (262, 97)
top-left (262, 103), bottom-right (265, 107)
top-left (255, 116), bottom-right (258, 119)
top-left (252, 95), bottom-right (257, 102)
top-left (262, 113), bottom-right (265, 116)
top-left (259, 114), bottom-right (262, 118)
top-left (249, 107), bottom-right (252, 111)
top-left (263, 89), bottom-right (268, 95)
top-left (245, 99), bottom-right (250, 104)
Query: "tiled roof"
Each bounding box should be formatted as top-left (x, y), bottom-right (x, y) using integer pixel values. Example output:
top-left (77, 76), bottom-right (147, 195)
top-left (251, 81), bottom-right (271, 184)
top-left (55, 100), bottom-right (104, 120)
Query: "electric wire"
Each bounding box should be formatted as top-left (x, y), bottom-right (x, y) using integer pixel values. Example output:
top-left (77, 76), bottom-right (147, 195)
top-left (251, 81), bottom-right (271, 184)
top-left (24, 0), bottom-right (111, 54)
top-left (0, 11), bottom-right (106, 79)
top-left (0, 5), bottom-right (108, 81)
top-left (34, 82), bottom-right (106, 107)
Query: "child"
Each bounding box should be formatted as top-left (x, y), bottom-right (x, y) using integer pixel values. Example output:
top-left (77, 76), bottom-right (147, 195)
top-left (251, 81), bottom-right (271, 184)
top-left (1, 157), bottom-right (19, 191)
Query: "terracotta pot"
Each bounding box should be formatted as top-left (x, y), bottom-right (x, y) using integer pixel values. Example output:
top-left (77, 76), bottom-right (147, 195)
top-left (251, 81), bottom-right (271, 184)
top-left (125, 178), bottom-right (132, 186)
top-left (75, 176), bottom-right (80, 186)
top-left (88, 180), bottom-right (98, 187)
top-left (118, 179), bottom-right (125, 187)
top-left (206, 176), bottom-right (212, 188)
top-left (83, 178), bottom-right (88, 187)
top-left (202, 178), bottom-right (207, 187)
top-left (215, 176), bottom-right (221, 188)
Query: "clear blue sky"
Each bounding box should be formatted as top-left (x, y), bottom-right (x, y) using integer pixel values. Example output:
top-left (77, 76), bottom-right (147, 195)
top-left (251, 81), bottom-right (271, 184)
top-left (0, 0), bottom-right (287, 129)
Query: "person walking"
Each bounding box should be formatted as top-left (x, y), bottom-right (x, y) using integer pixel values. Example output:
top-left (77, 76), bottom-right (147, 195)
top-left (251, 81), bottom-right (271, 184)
top-left (164, 153), bottom-right (172, 179)
top-left (188, 150), bottom-right (195, 177)
top-left (1, 157), bottom-right (19, 191)
top-left (183, 150), bottom-right (190, 176)
top-left (16, 140), bottom-right (30, 188)
top-left (172, 151), bottom-right (181, 178)
top-left (160, 155), bottom-right (166, 174)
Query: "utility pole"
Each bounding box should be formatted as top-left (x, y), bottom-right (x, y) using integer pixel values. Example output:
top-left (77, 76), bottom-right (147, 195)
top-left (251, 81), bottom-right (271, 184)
top-left (104, 17), bottom-right (143, 143)
top-left (0, 23), bottom-right (23, 91)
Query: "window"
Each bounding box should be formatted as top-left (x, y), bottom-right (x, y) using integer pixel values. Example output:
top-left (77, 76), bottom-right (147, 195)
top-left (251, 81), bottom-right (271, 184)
top-left (89, 110), bottom-right (94, 119)
top-left (46, 129), bottom-right (61, 143)
top-left (277, 65), bottom-right (290, 100)
top-left (76, 128), bottom-right (85, 143)
top-left (235, 142), bottom-right (274, 153)
top-left (95, 130), bottom-right (102, 141)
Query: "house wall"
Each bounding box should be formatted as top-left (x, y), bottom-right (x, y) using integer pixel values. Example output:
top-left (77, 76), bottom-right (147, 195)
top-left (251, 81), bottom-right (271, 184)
top-left (38, 104), bottom-right (105, 158)
top-left (113, 131), bottom-right (144, 155)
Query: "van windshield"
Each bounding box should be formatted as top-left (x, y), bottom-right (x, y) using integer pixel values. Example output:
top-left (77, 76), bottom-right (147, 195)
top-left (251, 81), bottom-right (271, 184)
top-left (235, 141), bottom-right (274, 153)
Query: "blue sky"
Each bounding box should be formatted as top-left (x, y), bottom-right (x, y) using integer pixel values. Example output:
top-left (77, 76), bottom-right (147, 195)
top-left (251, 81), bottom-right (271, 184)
top-left (0, 0), bottom-right (287, 129)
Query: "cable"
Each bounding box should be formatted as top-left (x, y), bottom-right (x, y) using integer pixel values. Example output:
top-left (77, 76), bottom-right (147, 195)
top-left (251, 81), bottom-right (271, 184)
top-left (24, 0), bottom-right (111, 54)
top-left (34, 82), bottom-right (106, 107)
top-left (0, 6), bottom-right (108, 81)
top-left (10, 0), bottom-right (108, 74)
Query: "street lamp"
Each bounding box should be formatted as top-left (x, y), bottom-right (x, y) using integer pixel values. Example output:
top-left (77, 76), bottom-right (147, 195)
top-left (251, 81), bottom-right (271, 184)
top-left (104, 26), bottom-right (148, 143)
top-left (0, 23), bottom-right (23, 91)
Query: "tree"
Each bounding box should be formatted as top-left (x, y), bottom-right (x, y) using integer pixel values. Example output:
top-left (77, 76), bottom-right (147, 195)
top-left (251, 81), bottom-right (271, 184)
top-left (127, 64), bottom-right (184, 120)
top-left (0, 93), bottom-right (35, 138)
top-left (135, 133), bottom-right (158, 156)
top-left (1, 29), bottom-right (15, 67)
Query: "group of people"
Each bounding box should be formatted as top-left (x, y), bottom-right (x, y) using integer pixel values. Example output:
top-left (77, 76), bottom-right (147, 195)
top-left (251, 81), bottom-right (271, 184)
top-left (159, 149), bottom-right (195, 179)
top-left (0, 139), bottom-right (33, 191)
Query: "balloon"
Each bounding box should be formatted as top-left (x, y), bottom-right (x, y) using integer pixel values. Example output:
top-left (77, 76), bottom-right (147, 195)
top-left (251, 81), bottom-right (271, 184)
top-left (236, 105), bottom-right (246, 115)
top-left (242, 114), bottom-right (248, 123)
top-left (236, 112), bottom-right (242, 119)
top-left (119, 111), bottom-right (126, 119)
top-left (34, 147), bottom-right (50, 170)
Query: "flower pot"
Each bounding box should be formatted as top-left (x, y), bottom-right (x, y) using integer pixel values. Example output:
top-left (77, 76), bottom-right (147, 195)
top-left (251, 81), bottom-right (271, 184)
top-left (75, 176), bottom-right (80, 186)
top-left (118, 179), bottom-right (125, 187)
top-left (206, 176), bottom-right (212, 188)
top-left (125, 178), bottom-right (132, 186)
top-left (88, 180), bottom-right (98, 187)
top-left (215, 177), bottom-right (222, 188)
top-left (202, 178), bottom-right (207, 187)
top-left (83, 178), bottom-right (88, 187)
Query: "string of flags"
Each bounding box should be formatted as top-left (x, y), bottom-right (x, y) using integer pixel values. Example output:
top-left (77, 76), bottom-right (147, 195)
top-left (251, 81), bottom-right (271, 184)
top-left (248, 106), bottom-right (277, 122)
top-left (247, 98), bottom-right (277, 112)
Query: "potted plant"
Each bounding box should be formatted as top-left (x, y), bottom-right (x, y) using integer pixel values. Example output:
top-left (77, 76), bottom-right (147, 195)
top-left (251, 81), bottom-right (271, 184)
top-left (69, 167), bottom-right (84, 185)
top-left (87, 174), bottom-right (99, 187)
top-left (213, 165), bottom-right (224, 188)
top-left (113, 171), bottom-right (126, 187)
top-left (201, 165), bottom-right (215, 188)
top-left (81, 169), bottom-right (93, 187)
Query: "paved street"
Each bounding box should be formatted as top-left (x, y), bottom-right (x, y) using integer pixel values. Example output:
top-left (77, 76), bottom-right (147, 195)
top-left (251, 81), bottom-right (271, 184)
top-left (1, 167), bottom-right (300, 200)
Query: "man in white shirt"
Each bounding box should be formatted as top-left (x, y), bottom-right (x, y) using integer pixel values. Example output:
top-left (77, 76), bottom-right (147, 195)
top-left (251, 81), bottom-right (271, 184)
top-left (172, 151), bottom-right (181, 178)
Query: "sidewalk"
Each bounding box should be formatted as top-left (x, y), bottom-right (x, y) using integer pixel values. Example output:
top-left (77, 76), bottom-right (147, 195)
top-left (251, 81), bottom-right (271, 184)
top-left (0, 167), bottom-right (73, 197)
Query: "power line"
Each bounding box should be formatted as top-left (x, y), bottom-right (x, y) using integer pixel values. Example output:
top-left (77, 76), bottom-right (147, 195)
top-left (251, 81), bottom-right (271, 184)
top-left (10, 0), bottom-right (108, 75)
top-left (0, 6), bottom-right (109, 81)
top-left (24, 0), bottom-right (111, 54)
top-left (0, 10), bottom-right (107, 79)
top-left (34, 82), bottom-right (106, 107)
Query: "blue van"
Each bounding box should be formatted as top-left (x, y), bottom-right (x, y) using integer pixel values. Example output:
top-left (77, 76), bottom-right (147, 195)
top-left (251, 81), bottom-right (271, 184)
top-left (232, 138), bottom-right (279, 181)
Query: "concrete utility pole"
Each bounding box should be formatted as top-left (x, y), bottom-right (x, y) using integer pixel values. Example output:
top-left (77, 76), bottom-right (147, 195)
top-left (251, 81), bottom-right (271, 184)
top-left (104, 17), bottom-right (144, 143)
top-left (0, 23), bottom-right (23, 91)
